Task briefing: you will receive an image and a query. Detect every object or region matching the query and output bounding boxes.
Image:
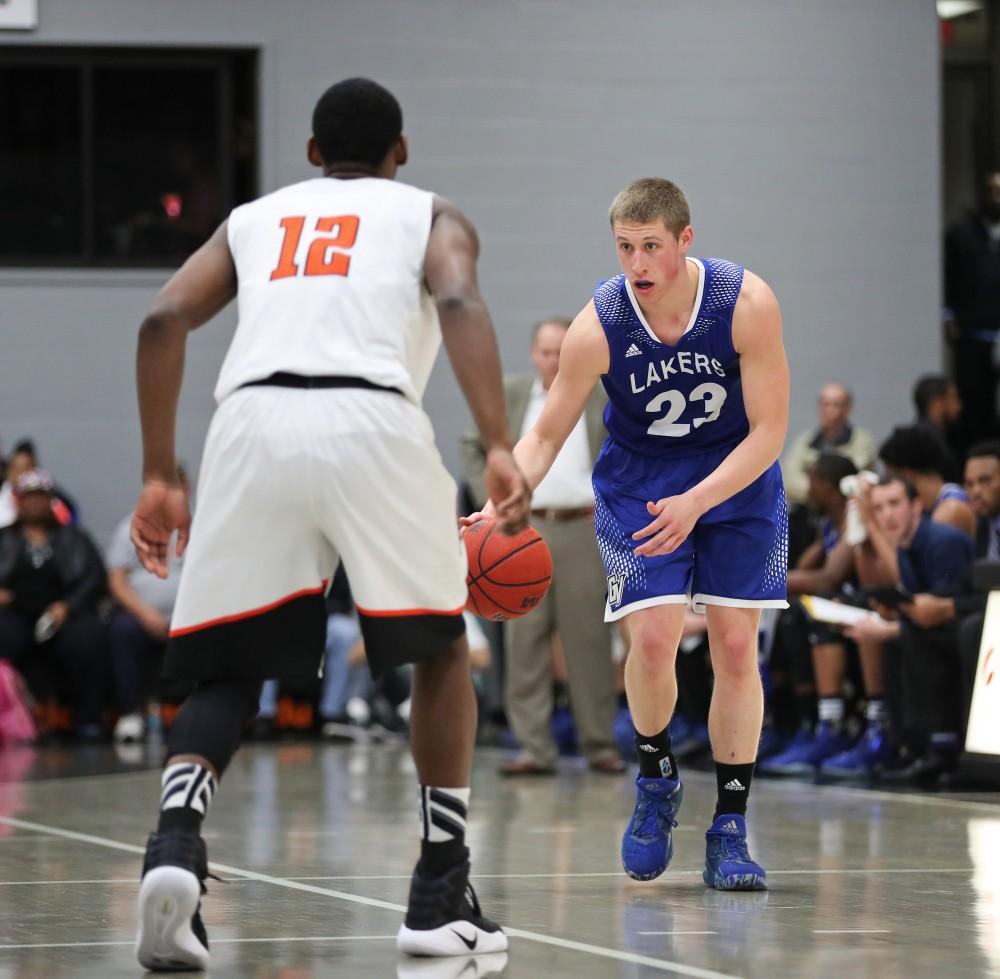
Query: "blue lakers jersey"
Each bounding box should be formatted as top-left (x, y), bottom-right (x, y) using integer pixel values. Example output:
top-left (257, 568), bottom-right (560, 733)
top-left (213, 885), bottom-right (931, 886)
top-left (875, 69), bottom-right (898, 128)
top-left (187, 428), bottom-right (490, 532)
top-left (594, 258), bottom-right (748, 456)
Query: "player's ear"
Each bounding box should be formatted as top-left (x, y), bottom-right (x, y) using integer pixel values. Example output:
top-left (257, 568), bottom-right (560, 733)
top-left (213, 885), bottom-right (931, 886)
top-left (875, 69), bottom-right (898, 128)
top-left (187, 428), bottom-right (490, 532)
top-left (395, 134), bottom-right (409, 168)
top-left (678, 225), bottom-right (694, 252)
top-left (307, 137), bottom-right (324, 169)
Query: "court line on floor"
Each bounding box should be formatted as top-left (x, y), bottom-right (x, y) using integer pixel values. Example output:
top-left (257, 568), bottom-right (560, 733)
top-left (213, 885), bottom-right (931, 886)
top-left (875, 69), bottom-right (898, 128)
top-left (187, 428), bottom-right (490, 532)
top-left (812, 929), bottom-right (891, 935)
top-left (26, 760), bottom-right (1000, 815)
top-left (678, 768), bottom-right (1000, 815)
top-left (1, 769), bottom-right (158, 788)
top-left (0, 935), bottom-right (396, 951)
top-left (0, 867), bottom-right (978, 886)
top-left (0, 815), bottom-right (742, 979)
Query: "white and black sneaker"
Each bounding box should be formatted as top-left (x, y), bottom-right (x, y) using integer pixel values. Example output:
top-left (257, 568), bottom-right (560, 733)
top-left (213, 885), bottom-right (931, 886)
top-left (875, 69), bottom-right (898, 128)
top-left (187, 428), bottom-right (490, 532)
top-left (397, 856), bottom-right (508, 957)
top-left (136, 830), bottom-right (212, 971)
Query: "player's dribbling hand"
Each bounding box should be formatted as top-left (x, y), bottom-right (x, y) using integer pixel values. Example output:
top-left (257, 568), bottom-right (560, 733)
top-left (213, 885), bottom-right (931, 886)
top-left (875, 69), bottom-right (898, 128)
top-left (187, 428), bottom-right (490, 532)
top-left (483, 446), bottom-right (531, 536)
top-left (632, 493), bottom-right (702, 557)
top-left (459, 501), bottom-right (495, 530)
top-left (130, 478), bottom-right (192, 580)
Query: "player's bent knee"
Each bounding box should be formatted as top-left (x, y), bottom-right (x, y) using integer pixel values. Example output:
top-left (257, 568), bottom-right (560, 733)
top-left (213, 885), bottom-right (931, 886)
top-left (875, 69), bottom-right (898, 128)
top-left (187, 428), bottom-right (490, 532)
top-left (359, 609), bottom-right (466, 679)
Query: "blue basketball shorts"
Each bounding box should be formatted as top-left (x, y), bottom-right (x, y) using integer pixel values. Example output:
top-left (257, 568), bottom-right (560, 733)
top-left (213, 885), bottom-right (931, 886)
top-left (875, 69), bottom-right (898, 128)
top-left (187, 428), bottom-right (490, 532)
top-left (592, 439), bottom-right (789, 622)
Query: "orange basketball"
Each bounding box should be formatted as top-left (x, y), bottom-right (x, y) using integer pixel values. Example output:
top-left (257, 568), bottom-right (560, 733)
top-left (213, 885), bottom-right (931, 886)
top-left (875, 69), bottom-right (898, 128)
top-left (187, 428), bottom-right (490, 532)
top-left (464, 517), bottom-right (553, 621)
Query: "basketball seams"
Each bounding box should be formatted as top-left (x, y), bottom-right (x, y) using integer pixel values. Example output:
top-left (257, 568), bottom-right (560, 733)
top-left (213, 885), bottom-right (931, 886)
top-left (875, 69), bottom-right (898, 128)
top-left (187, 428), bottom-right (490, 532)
top-left (467, 577), bottom-right (526, 618)
top-left (476, 537), bottom-right (551, 582)
top-left (463, 518), bottom-right (553, 620)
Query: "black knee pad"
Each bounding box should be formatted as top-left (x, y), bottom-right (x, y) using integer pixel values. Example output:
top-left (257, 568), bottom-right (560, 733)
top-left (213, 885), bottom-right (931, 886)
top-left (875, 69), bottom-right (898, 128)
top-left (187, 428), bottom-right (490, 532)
top-left (166, 678), bottom-right (262, 777)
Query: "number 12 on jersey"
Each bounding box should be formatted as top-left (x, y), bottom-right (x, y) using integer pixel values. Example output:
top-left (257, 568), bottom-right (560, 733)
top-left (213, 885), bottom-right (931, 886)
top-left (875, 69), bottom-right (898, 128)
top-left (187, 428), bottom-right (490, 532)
top-left (270, 215), bottom-right (361, 281)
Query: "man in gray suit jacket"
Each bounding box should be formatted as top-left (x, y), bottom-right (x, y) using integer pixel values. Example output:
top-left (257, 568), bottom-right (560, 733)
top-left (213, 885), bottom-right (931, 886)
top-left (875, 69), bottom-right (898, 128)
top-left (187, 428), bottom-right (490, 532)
top-left (462, 318), bottom-right (623, 774)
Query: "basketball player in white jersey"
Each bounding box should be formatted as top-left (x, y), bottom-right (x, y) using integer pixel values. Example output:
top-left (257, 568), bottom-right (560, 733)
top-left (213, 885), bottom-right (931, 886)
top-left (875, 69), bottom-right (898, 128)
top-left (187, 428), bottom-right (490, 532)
top-left (130, 78), bottom-right (529, 971)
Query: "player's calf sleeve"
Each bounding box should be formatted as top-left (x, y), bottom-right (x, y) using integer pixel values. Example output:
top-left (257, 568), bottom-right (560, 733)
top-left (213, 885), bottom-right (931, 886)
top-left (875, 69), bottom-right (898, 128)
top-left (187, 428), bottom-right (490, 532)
top-left (158, 679), bottom-right (262, 834)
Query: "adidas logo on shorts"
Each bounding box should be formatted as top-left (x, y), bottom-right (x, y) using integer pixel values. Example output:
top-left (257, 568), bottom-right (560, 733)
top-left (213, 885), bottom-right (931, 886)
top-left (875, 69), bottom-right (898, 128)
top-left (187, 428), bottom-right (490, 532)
top-left (625, 343), bottom-right (643, 358)
top-left (723, 779), bottom-right (746, 792)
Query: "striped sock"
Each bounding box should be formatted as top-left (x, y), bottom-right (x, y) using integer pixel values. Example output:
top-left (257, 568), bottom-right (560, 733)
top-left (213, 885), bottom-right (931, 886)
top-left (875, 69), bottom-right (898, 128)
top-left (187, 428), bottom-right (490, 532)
top-left (157, 762), bottom-right (217, 834)
top-left (419, 785), bottom-right (470, 877)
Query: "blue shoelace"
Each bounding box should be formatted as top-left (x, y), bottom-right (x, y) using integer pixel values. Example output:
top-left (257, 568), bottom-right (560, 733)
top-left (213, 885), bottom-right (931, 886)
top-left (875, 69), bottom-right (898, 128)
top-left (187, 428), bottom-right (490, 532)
top-left (715, 832), bottom-right (753, 864)
top-left (635, 791), bottom-right (678, 839)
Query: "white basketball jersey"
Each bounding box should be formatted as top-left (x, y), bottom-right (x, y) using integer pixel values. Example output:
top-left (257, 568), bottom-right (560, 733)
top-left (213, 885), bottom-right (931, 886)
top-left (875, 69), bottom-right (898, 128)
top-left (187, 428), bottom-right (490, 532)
top-left (215, 176), bottom-right (439, 404)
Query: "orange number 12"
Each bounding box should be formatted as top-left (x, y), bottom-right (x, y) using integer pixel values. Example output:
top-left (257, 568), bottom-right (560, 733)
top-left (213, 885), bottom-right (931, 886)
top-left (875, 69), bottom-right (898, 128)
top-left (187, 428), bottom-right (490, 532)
top-left (270, 214), bottom-right (361, 281)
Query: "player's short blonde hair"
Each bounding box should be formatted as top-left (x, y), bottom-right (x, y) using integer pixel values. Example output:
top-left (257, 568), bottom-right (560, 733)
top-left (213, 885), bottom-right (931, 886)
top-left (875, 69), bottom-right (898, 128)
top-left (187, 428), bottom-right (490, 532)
top-left (608, 178), bottom-right (690, 236)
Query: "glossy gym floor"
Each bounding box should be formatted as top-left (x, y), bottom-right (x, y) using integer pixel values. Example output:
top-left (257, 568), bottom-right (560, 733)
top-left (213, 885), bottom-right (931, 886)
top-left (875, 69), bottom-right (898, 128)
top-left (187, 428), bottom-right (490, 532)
top-left (0, 741), bottom-right (997, 978)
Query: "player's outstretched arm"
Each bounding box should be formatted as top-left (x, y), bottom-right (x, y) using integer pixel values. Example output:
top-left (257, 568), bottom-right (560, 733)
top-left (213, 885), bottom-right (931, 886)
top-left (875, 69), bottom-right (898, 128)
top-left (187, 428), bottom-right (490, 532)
top-left (425, 198), bottom-right (530, 532)
top-left (513, 301), bottom-right (608, 491)
top-left (132, 221), bottom-right (236, 576)
top-left (633, 272), bottom-right (788, 557)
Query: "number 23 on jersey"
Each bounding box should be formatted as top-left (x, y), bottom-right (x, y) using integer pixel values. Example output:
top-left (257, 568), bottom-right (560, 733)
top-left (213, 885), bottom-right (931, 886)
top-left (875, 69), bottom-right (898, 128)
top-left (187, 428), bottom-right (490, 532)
top-left (270, 215), bottom-right (361, 281)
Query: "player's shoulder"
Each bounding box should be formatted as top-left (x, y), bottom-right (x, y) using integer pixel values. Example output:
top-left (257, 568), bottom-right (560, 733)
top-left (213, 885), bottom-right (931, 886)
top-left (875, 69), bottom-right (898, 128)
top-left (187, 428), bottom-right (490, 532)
top-left (563, 299), bottom-right (610, 374)
top-left (594, 273), bottom-right (626, 304)
top-left (592, 273), bottom-right (630, 328)
top-left (733, 265), bottom-right (780, 320)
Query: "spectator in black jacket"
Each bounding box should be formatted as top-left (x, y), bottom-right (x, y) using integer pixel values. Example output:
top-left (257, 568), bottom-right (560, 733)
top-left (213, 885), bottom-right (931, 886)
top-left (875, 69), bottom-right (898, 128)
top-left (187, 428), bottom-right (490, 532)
top-left (945, 170), bottom-right (1000, 440)
top-left (0, 469), bottom-right (107, 739)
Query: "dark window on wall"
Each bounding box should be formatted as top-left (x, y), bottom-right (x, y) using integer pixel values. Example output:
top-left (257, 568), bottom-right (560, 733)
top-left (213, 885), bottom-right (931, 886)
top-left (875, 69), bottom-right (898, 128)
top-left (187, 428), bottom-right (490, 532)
top-left (0, 48), bottom-right (257, 267)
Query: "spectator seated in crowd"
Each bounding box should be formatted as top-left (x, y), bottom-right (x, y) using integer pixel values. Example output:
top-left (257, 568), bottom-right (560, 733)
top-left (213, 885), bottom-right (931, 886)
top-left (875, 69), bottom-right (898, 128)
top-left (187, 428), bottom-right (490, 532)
top-left (878, 424), bottom-right (975, 538)
top-left (870, 441), bottom-right (1000, 736)
top-left (0, 440), bottom-right (79, 530)
top-left (105, 474), bottom-right (188, 744)
top-left (913, 374), bottom-right (964, 478)
top-left (844, 476), bottom-right (974, 782)
top-left (782, 382), bottom-right (877, 512)
top-left (0, 470), bottom-right (107, 740)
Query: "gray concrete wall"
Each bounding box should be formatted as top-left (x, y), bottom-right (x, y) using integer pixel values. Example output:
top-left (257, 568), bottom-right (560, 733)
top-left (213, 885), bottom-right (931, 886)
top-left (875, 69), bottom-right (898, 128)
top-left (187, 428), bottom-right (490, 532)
top-left (0, 0), bottom-right (941, 543)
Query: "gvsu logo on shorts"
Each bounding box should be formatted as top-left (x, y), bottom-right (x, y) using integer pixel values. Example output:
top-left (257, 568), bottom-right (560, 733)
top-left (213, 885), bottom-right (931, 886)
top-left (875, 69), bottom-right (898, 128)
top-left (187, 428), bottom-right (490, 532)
top-left (607, 573), bottom-right (627, 607)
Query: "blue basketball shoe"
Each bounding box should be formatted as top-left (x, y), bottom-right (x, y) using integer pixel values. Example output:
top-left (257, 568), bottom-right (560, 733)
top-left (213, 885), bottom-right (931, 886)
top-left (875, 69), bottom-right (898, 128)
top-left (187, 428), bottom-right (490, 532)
top-left (758, 721), bottom-right (850, 775)
top-left (621, 777), bottom-right (683, 881)
top-left (820, 723), bottom-right (894, 779)
top-left (704, 814), bottom-right (767, 891)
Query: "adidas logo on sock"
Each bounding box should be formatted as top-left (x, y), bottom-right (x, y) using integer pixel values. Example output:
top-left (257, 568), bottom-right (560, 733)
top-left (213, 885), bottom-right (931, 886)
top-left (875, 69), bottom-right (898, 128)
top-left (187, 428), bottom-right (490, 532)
top-left (637, 743), bottom-right (658, 752)
top-left (625, 343), bottom-right (642, 358)
top-left (723, 778), bottom-right (746, 792)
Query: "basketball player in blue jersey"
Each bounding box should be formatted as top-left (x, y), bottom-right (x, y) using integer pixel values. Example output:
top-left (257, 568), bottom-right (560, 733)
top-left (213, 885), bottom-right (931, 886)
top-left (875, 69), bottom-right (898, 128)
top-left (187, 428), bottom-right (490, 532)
top-left (467, 178), bottom-right (789, 889)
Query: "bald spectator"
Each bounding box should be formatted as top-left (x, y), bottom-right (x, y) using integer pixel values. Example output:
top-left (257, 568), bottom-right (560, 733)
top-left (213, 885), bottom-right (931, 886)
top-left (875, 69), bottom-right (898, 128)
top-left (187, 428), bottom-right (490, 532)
top-left (462, 317), bottom-right (622, 775)
top-left (783, 382), bottom-right (877, 509)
